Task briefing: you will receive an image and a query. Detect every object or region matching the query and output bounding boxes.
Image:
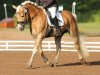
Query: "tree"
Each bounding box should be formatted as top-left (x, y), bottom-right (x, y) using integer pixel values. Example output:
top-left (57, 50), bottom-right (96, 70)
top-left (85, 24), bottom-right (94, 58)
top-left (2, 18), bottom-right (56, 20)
top-left (0, 0), bottom-right (100, 22)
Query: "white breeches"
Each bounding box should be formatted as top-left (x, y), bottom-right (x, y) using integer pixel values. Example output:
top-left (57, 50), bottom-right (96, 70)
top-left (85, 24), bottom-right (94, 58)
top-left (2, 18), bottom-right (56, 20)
top-left (47, 6), bottom-right (64, 26)
top-left (48, 7), bottom-right (57, 18)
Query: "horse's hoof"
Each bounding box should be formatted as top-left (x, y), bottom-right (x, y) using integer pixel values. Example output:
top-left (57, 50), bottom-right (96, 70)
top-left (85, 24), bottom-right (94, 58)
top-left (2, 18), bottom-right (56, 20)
top-left (27, 65), bottom-right (32, 69)
top-left (47, 62), bottom-right (54, 67)
top-left (54, 64), bottom-right (58, 67)
top-left (27, 63), bottom-right (32, 69)
top-left (80, 59), bottom-right (89, 66)
top-left (85, 62), bottom-right (90, 66)
top-left (80, 59), bottom-right (85, 65)
top-left (82, 62), bottom-right (90, 66)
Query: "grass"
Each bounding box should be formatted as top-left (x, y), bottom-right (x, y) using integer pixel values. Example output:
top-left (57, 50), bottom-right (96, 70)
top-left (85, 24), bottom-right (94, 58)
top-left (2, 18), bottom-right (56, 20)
top-left (78, 22), bottom-right (100, 33)
top-left (0, 18), bottom-right (100, 36)
top-left (12, 14), bottom-right (100, 33)
top-left (78, 22), bottom-right (100, 36)
top-left (24, 22), bottom-right (100, 36)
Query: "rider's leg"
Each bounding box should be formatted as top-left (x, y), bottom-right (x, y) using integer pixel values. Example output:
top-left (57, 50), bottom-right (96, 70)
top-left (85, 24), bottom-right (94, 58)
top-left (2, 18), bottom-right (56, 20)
top-left (48, 7), bottom-right (61, 36)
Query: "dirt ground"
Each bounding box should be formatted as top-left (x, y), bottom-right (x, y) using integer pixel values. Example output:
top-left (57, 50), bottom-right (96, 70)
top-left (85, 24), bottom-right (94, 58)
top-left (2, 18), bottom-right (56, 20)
top-left (0, 52), bottom-right (100, 75)
top-left (0, 28), bottom-right (100, 41)
top-left (0, 28), bottom-right (100, 75)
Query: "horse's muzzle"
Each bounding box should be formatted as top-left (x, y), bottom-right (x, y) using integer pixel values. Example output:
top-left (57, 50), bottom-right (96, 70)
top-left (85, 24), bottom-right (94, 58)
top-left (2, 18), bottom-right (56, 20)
top-left (19, 26), bottom-right (24, 31)
top-left (17, 24), bottom-right (25, 31)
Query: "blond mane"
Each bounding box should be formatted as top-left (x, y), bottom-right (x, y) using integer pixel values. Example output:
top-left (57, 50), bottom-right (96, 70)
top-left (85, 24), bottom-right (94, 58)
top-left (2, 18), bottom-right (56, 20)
top-left (16, 1), bottom-right (44, 13)
top-left (21, 1), bottom-right (43, 9)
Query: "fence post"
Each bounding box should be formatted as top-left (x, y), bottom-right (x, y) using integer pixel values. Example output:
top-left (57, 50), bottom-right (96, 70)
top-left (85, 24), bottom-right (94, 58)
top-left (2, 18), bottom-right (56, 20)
top-left (6, 42), bottom-right (8, 50)
top-left (72, 2), bottom-right (77, 20)
top-left (4, 4), bottom-right (8, 18)
top-left (48, 42), bottom-right (51, 50)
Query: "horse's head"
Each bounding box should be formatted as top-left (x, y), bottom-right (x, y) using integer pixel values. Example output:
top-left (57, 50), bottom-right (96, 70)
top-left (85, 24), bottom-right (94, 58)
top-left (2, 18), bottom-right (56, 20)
top-left (13, 5), bottom-right (29, 31)
top-left (13, 1), bottom-right (44, 31)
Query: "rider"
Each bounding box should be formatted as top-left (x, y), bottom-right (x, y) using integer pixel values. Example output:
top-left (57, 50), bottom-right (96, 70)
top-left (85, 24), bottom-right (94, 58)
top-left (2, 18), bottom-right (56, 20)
top-left (36, 0), bottom-right (61, 36)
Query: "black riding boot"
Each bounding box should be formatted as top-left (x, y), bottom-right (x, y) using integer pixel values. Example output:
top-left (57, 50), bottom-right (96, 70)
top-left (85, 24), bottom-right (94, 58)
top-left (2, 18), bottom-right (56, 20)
top-left (50, 17), bottom-right (61, 36)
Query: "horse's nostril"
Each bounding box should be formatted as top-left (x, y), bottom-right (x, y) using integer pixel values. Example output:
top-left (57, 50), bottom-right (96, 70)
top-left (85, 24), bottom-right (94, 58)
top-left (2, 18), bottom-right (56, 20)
top-left (19, 27), bottom-right (24, 31)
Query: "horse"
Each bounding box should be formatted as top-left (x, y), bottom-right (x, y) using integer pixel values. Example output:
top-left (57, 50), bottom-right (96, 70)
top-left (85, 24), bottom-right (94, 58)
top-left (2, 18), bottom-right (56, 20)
top-left (13, 1), bottom-right (89, 69)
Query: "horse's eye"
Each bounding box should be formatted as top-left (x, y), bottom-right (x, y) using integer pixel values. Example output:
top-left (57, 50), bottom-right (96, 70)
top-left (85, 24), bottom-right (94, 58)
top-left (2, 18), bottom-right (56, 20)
top-left (16, 12), bottom-right (20, 15)
top-left (21, 15), bottom-right (24, 17)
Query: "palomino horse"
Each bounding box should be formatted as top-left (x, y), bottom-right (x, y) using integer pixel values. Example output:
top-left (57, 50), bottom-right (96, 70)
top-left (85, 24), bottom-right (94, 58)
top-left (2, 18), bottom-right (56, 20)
top-left (13, 1), bottom-right (89, 68)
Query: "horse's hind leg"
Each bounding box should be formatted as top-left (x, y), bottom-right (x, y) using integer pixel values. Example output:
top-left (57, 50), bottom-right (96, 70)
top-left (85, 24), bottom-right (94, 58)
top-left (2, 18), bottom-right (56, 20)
top-left (69, 23), bottom-right (89, 65)
top-left (54, 36), bottom-right (62, 67)
top-left (73, 35), bottom-right (89, 65)
top-left (73, 36), bottom-right (89, 65)
top-left (73, 36), bottom-right (84, 60)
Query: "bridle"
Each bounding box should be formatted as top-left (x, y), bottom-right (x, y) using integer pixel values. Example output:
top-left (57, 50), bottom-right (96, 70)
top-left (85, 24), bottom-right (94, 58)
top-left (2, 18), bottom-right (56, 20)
top-left (16, 7), bottom-right (29, 25)
top-left (17, 20), bottom-right (28, 26)
top-left (17, 5), bottom-right (42, 25)
top-left (31, 8), bottom-right (42, 20)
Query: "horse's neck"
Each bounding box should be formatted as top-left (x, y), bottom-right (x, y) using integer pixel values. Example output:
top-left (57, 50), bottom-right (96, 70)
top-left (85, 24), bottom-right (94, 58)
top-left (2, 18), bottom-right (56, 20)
top-left (25, 5), bottom-right (40, 19)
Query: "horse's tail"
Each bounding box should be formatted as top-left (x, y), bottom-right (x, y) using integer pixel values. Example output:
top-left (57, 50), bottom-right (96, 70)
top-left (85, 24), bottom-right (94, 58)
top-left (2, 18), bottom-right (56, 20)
top-left (70, 21), bottom-right (89, 59)
top-left (62, 10), bottom-right (89, 59)
top-left (73, 33), bottom-right (89, 59)
top-left (78, 35), bottom-right (89, 58)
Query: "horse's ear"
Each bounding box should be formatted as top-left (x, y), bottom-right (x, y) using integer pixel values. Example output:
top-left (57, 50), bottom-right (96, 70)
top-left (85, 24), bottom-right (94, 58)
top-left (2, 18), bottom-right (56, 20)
top-left (24, 9), bottom-right (27, 13)
top-left (12, 5), bottom-right (17, 9)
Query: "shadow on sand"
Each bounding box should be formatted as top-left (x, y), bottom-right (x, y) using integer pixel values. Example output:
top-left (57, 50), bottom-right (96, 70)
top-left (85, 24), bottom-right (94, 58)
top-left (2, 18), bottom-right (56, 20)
top-left (58, 61), bottom-right (100, 67)
top-left (29, 61), bottom-right (100, 69)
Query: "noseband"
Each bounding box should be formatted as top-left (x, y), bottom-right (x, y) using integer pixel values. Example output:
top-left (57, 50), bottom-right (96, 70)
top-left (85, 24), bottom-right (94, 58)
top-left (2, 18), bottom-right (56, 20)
top-left (17, 13), bottom-right (28, 25)
top-left (17, 21), bottom-right (27, 25)
top-left (17, 10), bottom-right (29, 25)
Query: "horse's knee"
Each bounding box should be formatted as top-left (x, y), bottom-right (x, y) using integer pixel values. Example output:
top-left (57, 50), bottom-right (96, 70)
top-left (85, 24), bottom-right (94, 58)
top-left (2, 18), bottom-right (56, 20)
top-left (75, 44), bottom-right (80, 50)
top-left (74, 38), bottom-right (81, 49)
top-left (32, 49), bottom-right (37, 55)
top-left (38, 50), bottom-right (43, 55)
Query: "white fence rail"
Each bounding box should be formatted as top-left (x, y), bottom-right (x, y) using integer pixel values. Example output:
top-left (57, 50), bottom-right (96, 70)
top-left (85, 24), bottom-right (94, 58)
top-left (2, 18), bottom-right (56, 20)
top-left (0, 41), bottom-right (100, 52)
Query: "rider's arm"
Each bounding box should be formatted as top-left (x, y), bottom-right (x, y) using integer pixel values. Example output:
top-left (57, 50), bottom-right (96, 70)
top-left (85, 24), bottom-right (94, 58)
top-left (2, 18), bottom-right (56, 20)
top-left (36, 0), bottom-right (40, 5)
top-left (43, 0), bottom-right (55, 8)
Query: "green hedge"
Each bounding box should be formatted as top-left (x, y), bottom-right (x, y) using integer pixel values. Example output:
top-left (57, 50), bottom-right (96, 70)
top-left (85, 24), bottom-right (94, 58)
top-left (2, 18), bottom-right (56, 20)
top-left (0, 0), bottom-right (28, 20)
top-left (0, 0), bottom-right (100, 22)
top-left (77, 10), bottom-right (100, 23)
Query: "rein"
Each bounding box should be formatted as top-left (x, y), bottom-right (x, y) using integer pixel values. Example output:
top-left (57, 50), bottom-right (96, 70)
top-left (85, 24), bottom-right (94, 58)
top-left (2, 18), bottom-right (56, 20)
top-left (31, 8), bottom-right (42, 20)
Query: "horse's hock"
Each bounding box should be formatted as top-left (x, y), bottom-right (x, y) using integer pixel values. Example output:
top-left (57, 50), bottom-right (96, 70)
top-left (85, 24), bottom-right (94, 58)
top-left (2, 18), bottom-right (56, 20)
top-left (0, 18), bottom-right (15, 28)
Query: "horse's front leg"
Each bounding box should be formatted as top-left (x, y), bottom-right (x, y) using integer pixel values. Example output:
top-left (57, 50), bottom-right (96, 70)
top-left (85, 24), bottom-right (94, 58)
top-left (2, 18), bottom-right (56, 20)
top-left (36, 34), bottom-right (54, 67)
top-left (39, 45), bottom-right (54, 67)
top-left (27, 38), bottom-right (37, 69)
top-left (27, 34), bottom-right (53, 69)
top-left (27, 46), bottom-right (37, 69)
top-left (54, 36), bottom-right (62, 67)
